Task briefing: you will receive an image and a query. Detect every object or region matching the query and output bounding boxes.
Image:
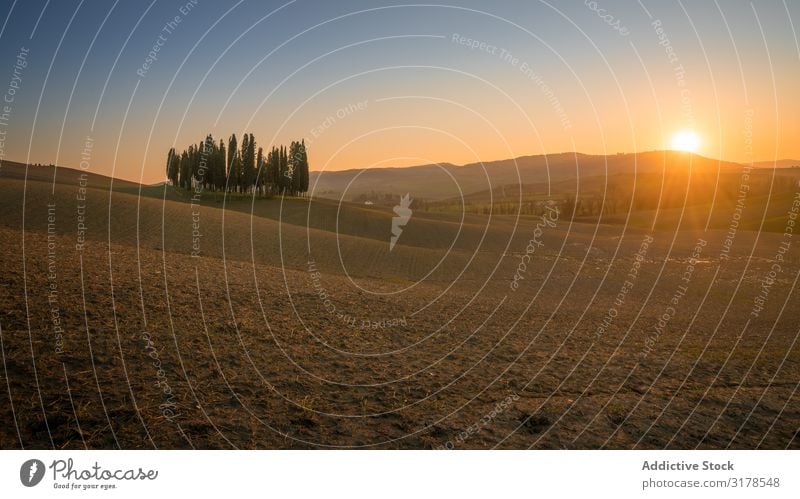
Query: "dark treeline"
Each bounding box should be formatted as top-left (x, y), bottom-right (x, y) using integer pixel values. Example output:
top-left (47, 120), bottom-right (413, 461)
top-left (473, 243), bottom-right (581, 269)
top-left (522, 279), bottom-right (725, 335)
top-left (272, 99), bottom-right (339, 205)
top-left (166, 133), bottom-right (309, 196)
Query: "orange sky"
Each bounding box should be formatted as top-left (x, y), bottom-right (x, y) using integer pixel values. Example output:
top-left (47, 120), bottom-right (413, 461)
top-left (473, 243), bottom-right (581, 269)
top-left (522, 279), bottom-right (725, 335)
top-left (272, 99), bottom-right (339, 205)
top-left (1, 1), bottom-right (798, 183)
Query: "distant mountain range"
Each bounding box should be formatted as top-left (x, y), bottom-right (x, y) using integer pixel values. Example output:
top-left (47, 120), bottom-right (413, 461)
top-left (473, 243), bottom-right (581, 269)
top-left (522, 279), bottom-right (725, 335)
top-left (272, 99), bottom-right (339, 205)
top-left (753, 159), bottom-right (800, 169)
top-left (3, 152), bottom-right (797, 202)
top-left (309, 151), bottom-right (770, 201)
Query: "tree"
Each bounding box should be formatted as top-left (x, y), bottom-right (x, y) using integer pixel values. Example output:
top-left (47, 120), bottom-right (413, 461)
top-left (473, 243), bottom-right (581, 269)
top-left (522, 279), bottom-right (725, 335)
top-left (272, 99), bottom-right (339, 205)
top-left (266, 146), bottom-right (280, 194)
top-left (562, 196), bottom-right (575, 219)
top-left (179, 150), bottom-right (190, 189)
top-left (199, 134), bottom-right (215, 190)
top-left (215, 138), bottom-right (226, 192)
top-left (168, 133), bottom-right (309, 196)
top-left (278, 145), bottom-right (289, 194)
top-left (255, 146), bottom-right (264, 196)
top-left (241, 133), bottom-right (256, 194)
top-left (289, 141), bottom-right (301, 195)
top-left (289, 140), bottom-right (309, 196)
top-left (298, 139), bottom-right (309, 195)
top-left (165, 147), bottom-right (179, 186)
top-left (227, 134), bottom-right (240, 192)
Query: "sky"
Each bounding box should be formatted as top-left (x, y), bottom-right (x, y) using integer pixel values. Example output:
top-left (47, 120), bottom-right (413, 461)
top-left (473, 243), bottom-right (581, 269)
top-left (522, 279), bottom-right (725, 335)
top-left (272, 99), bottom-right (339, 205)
top-left (0, 0), bottom-right (797, 183)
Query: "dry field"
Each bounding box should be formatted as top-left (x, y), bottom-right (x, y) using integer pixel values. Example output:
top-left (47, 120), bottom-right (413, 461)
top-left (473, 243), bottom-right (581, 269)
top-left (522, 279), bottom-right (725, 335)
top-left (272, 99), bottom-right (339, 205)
top-left (0, 165), bottom-right (798, 449)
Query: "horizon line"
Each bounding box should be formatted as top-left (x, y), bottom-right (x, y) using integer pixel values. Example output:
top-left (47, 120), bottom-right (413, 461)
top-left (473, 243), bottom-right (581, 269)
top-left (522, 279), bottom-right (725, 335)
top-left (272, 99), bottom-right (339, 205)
top-left (3, 150), bottom-right (799, 186)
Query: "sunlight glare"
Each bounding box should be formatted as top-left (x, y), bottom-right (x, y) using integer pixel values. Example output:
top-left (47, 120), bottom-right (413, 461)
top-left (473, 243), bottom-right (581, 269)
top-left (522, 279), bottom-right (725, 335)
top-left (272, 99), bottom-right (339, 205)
top-left (670, 130), bottom-right (701, 153)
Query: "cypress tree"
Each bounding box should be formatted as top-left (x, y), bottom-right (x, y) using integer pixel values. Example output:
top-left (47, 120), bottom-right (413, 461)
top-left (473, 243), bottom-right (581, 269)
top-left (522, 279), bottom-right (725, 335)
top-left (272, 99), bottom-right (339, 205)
top-left (276, 146), bottom-right (284, 193)
top-left (168, 134), bottom-right (309, 195)
top-left (227, 134), bottom-right (239, 192)
top-left (299, 139), bottom-right (309, 195)
top-left (241, 133), bottom-right (256, 194)
top-left (248, 133), bottom-right (256, 192)
top-left (269, 146), bottom-right (280, 193)
top-left (165, 147), bottom-right (179, 186)
top-left (179, 150), bottom-right (190, 189)
top-left (289, 141), bottom-right (301, 195)
top-left (215, 138), bottom-right (226, 192)
top-left (255, 146), bottom-right (264, 196)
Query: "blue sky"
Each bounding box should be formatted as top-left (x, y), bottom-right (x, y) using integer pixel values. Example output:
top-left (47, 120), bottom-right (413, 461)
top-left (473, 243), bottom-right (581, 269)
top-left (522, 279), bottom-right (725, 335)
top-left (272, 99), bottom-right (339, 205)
top-left (0, 0), bottom-right (797, 182)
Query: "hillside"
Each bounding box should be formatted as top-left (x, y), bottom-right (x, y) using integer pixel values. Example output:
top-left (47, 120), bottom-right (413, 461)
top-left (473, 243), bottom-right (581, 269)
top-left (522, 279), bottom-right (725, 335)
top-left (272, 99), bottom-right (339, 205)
top-left (309, 151), bottom-right (746, 201)
top-left (0, 160), bottom-right (142, 190)
top-left (753, 159), bottom-right (800, 169)
top-left (1, 159), bottom-right (798, 450)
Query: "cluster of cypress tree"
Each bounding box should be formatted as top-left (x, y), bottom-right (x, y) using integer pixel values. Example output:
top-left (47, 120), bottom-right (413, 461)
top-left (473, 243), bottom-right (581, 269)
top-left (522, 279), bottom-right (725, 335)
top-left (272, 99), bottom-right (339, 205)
top-left (165, 133), bottom-right (309, 196)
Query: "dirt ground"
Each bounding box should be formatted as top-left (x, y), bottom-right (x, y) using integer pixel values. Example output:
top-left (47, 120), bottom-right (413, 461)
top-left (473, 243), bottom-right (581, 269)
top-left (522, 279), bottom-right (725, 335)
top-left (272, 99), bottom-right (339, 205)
top-left (1, 177), bottom-right (798, 449)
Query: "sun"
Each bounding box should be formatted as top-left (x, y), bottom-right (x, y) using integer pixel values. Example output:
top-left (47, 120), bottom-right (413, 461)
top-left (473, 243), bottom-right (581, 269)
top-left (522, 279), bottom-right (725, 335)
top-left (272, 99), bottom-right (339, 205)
top-left (670, 129), bottom-right (701, 153)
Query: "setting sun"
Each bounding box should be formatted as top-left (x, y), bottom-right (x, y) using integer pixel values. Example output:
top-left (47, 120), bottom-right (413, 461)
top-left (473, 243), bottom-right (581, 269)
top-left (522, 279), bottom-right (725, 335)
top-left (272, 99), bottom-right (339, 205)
top-left (670, 130), bottom-right (701, 153)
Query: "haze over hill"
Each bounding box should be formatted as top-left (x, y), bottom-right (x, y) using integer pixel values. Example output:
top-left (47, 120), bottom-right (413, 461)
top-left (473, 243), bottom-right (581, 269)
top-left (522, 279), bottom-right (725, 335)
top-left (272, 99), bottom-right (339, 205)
top-left (753, 159), bottom-right (800, 169)
top-left (309, 151), bottom-right (747, 201)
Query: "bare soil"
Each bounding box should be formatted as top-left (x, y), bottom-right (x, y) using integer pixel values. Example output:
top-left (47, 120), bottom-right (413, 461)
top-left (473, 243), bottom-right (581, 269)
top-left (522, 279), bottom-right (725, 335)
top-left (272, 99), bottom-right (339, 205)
top-left (1, 174), bottom-right (798, 449)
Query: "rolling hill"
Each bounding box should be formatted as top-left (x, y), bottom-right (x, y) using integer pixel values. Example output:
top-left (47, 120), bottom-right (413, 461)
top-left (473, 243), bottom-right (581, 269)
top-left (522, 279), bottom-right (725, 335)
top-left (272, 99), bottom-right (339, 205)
top-left (309, 151), bottom-right (747, 201)
top-left (1, 155), bottom-right (798, 450)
